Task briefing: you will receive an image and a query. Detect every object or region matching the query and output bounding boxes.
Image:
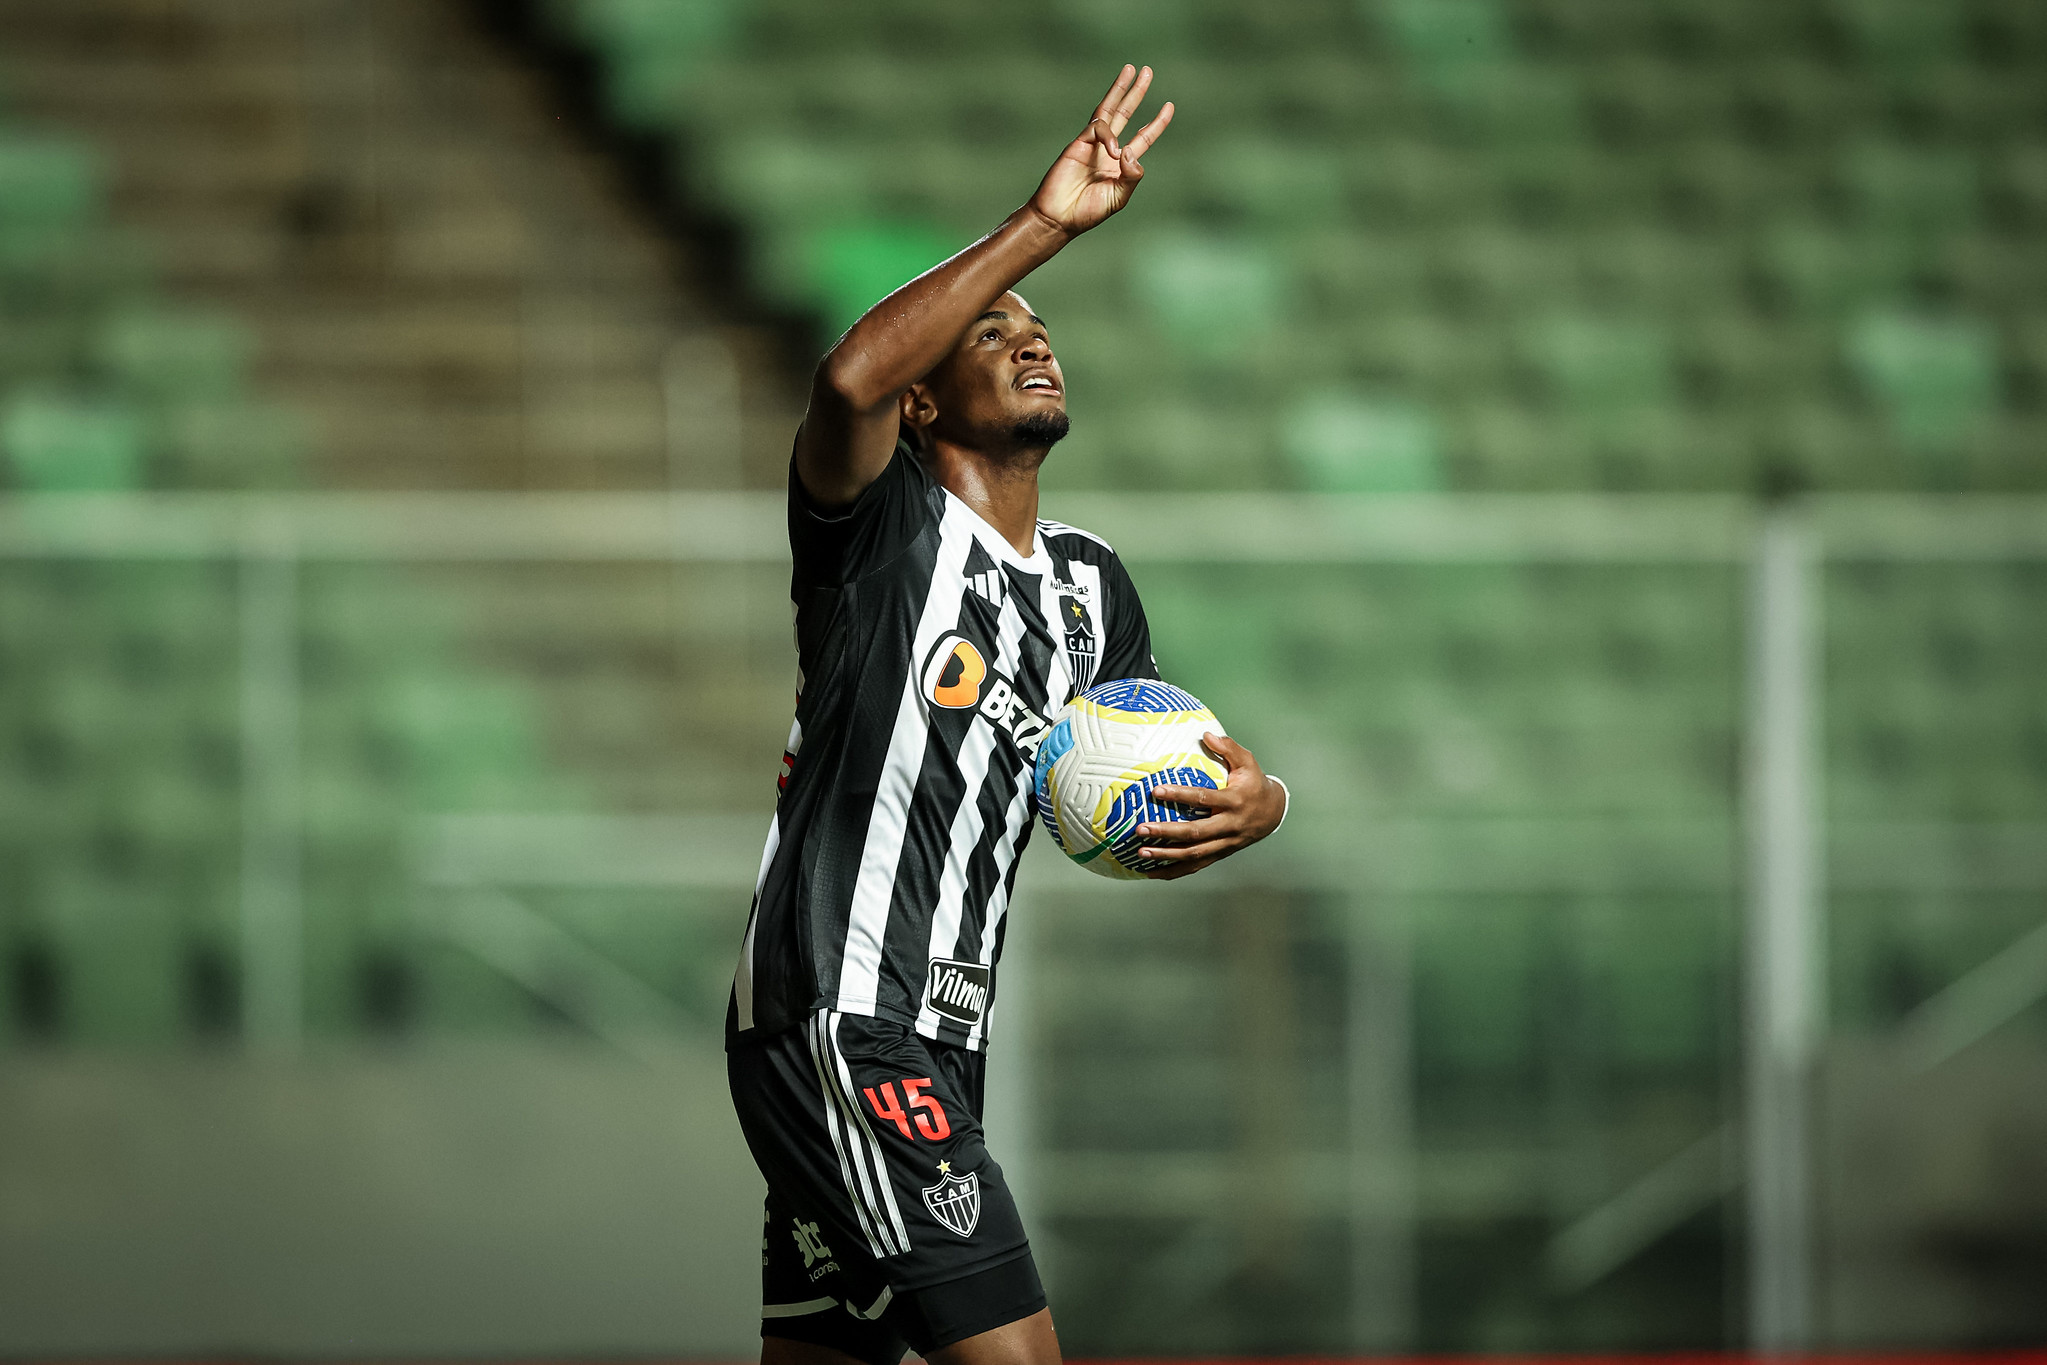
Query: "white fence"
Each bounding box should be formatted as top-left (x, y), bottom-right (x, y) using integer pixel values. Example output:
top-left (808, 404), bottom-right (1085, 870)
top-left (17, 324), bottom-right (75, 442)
top-left (7, 490), bottom-right (2047, 1348)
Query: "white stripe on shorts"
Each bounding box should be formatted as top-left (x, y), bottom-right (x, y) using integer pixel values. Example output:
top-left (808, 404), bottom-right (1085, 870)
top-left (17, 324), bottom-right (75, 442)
top-left (805, 1012), bottom-right (892, 1258)
top-left (823, 1012), bottom-right (913, 1255)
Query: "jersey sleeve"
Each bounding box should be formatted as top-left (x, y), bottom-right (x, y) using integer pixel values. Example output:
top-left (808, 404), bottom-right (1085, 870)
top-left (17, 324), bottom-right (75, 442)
top-left (788, 437), bottom-right (934, 585)
top-left (1097, 552), bottom-right (1162, 682)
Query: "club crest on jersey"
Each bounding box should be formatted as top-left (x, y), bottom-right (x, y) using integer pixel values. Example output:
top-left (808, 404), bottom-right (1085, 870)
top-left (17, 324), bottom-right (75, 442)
top-left (922, 1161), bottom-right (981, 1238)
top-left (1057, 590), bottom-right (1098, 691)
top-left (919, 633), bottom-right (1053, 757)
top-left (924, 957), bottom-right (990, 1026)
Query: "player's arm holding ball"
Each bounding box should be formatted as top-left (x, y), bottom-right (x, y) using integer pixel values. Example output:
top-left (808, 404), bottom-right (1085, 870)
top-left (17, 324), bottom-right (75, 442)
top-left (1092, 569), bottom-right (1291, 881)
top-left (1138, 737), bottom-right (1291, 880)
top-left (794, 64), bottom-right (1175, 509)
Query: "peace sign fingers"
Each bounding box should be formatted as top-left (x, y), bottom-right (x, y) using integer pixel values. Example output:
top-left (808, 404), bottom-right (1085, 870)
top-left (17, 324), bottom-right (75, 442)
top-left (1124, 99), bottom-right (1175, 162)
top-left (1090, 64), bottom-right (1156, 138)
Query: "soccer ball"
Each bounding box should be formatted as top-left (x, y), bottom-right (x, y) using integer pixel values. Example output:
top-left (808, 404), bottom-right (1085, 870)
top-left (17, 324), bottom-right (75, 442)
top-left (1033, 678), bottom-right (1229, 880)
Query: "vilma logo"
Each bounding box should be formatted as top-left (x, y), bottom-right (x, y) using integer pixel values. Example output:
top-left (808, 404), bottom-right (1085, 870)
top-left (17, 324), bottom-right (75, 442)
top-left (922, 1160), bottom-right (980, 1238)
top-left (924, 957), bottom-right (990, 1026)
top-left (924, 633), bottom-right (987, 709)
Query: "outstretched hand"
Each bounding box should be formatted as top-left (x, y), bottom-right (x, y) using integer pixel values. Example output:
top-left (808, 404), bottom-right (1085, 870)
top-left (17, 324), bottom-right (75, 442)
top-left (1028, 64), bottom-right (1174, 237)
top-left (1136, 733), bottom-right (1288, 881)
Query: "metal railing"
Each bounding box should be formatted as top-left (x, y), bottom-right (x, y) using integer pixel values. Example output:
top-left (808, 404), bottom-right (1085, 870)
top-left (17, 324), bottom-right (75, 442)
top-left (8, 489), bottom-right (2047, 1348)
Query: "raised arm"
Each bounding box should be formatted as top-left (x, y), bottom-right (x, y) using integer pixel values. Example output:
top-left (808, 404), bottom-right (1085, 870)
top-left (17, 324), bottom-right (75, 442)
top-left (794, 64), bottom-right (1174, 509)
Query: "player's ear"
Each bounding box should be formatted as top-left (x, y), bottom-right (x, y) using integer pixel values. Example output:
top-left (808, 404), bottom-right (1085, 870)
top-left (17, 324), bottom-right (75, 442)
top-left (900, 383), bottom-right (938, 434)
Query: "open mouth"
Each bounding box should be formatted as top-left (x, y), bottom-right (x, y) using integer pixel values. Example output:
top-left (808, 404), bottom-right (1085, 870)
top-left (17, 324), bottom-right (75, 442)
top-left (1017, 375), bottom-right (1061, 395)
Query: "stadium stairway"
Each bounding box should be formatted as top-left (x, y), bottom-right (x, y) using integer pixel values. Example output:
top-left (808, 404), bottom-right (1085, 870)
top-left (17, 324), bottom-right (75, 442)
top-left (0, 0), bottom-right (804, 1048)
top-left (0, 0), bottom-right (801, 489)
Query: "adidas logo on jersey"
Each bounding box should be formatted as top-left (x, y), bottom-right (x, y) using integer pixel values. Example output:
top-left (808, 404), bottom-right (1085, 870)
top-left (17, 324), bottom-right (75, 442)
top-left (924, 958), bottom-right (991, 1026)
top-left (967, 569), bottom-right (1006, 607)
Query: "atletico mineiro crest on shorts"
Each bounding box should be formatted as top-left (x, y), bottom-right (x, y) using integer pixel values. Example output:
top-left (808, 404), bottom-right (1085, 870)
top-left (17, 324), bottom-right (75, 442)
top-left (922, 1160), bottom-right (981, 1238)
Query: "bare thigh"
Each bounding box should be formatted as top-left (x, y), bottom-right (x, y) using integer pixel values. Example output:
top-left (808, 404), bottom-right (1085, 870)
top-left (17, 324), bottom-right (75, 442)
top-left (761, 1336), bottom-right (869, 1365)
top-left (760, 1307), bottom-right (1059, 1365)
top-left (926, 1307), bottom-right (1060, 1365)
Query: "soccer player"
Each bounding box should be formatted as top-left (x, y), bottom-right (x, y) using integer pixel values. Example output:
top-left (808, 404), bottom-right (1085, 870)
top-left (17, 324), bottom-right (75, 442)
top-left (726, 66), bottom-right (1289, 1364)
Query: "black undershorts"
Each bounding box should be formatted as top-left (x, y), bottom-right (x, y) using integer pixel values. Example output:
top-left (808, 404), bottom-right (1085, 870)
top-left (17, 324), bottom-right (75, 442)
top-left (728, 1009), bottom-right (1046, 1362)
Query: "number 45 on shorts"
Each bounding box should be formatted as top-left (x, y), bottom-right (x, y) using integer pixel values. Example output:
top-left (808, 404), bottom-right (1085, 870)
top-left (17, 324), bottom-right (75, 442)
top-left (863, 1077), bottom-right (951, 1141)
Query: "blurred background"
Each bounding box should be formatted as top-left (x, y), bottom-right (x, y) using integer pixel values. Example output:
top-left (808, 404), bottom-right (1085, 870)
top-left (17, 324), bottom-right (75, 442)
top-left (2, 0), bottom-right (2045, 1356)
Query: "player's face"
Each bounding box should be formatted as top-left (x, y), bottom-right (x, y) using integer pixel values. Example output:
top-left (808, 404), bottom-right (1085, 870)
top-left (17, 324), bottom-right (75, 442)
top-left (918, 292), bottom-right (1066, 448)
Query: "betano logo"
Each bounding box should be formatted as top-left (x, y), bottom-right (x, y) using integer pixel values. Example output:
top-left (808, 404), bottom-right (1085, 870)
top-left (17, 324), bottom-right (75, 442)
top-left (919, 631), bottom-right (1053, 758)
top-left (924, 633), bottom-right (987, 709)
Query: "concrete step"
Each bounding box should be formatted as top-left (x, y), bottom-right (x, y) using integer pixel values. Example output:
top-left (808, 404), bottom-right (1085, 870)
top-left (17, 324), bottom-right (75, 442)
top-left (0, 8), bottom-right (298, 65)
top-left (282, 382), bottom-right (669, 486)
top-left (253, 304), bottom-right (676, 388)
top-left (0, 0), bottom-right (802, 490)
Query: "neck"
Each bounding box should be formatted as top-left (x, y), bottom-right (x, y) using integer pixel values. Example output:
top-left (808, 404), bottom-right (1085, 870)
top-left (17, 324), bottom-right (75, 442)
top-left (922, 436), bottom-right (1044, 557)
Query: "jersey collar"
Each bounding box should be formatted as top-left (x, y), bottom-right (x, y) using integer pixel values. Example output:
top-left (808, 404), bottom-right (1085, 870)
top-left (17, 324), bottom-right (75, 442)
top-left (940, 488), bottom-right (1050, 575)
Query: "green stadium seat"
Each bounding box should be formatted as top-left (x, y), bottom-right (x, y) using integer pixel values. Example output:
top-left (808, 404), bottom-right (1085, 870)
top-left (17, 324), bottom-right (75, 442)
top-left (1592, 906), bottom-right (1722, 1069)
top-left (551, 0), bottom-right (741, 128)
top-left (1343, 137), bottom-right (1490, 224)
top-left (1430, 226), bottom-right (1577, 312)
top-left (0, 318), bottom-right (80, 386)
top-left (1415, 901), bottom-right (1541, 1071)
top-left (1049, 0), bottom-right (1199, 60)
top-left (41, 867), bottom-right (187, 1044)
top-left (303, 760), bottom-right (406, 855)
top-left (97, 309), bottom-right (252, 405)
top-left (1190, 138), bottom-right (1349, 227)
top-left (1439, 65), bottom-right (1584, 144)
top-left (1089, 397), bottom-right (1276, 489)
top-left (105, 566), bottom-right (235, 649)
top-left (158, 401), bottom-right (304, 489)
top-left (375, 669), bottom-right (552, 810)
top-left (1129, 230), bottom-right (1289, 360)
top-left (1290, 228), bottom-right (1431, 313)
top-left (1522, 314), bottom-right (1673, 414)
top-left (1376, 0), bottom-right (1514, 89)
top-left (1845, 308), bottom-right (1999, 459)
top-left (0, 134), bottom-right (104, 260)
top-left (1450, 398), bottom-right (1547, 486)
top-left (1829, 0), bottom-right (1965, 72)
top-left (695, 135), bottom-right (876, 228)
top-left (796, 219), bottom-right (960, 334)
top-left (1841, 141), bottom-right (1980, 234)
top-left (1734, 61), bottom-right (1867, 151)
top-left (1991, 146), bottom-right (2047, 234)
top-left (1583, 229), bottom-right (1739, 311)
top-left (1758, 222), bottom-right (1916, 316)
top-left (0, 390), bottom-right (146, 490)
top-left (1280, 388), bottom-right (1444, 491)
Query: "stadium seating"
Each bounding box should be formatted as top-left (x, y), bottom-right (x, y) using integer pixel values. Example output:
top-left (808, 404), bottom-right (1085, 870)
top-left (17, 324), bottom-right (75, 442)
top-left (537, 0), bottom-right (2041, 501)
top-left (0, 0), bottom-right (2042, 1342)
top-left (520, 3), bottom-right (2047, 1334)
top-left (0, 96), bottom-right (591, 1043)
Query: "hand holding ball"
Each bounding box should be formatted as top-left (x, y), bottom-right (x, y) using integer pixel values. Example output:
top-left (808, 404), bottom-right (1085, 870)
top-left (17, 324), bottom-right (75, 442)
top-left (1033, 679), bottom-right (1229, 879)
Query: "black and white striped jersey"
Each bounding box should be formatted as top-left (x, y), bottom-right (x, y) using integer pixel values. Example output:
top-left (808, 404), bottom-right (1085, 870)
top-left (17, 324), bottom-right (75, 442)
top-left (727, 440), bottom-right (1158, 1052)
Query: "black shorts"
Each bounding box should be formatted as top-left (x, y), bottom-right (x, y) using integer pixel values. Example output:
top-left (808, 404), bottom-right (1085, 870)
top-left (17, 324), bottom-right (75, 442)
top-left (727, 1009), bottom-right (1046, 1363)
